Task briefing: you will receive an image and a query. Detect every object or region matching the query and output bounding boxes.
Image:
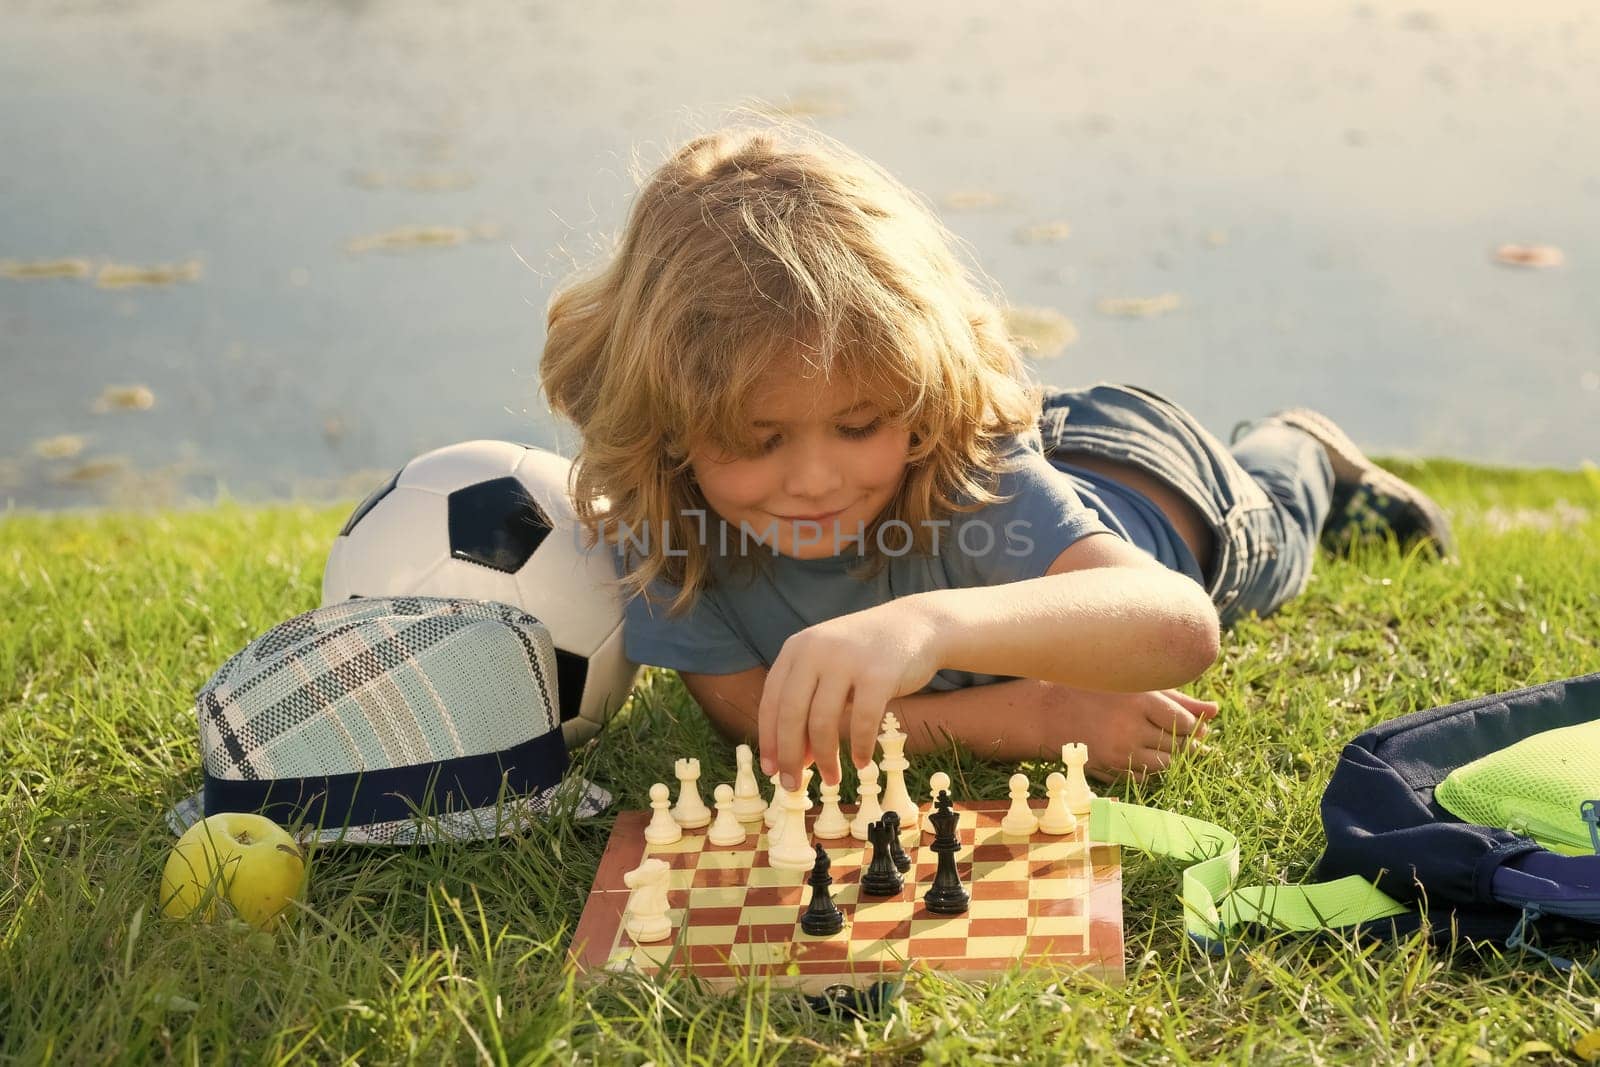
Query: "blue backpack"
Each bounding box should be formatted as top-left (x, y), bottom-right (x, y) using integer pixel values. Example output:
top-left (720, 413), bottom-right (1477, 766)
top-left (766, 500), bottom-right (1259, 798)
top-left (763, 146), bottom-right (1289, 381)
top-left (1097, 671), bottom-right (1600, 970)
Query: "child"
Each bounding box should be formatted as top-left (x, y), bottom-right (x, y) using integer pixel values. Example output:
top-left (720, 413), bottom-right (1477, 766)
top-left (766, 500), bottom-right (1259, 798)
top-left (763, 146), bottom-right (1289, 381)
top-left (539, 124), bottom-right (1453, 790)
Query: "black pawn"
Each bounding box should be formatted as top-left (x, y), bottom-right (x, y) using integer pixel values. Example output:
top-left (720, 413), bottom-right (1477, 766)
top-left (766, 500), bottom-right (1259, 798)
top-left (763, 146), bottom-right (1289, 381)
top-left (880, 810), bottom-right (912, 874)
top-left (923, 790), bottom-right (969, 915)
top-left (859, 818), bottom-right (905, 896)
top-left (801, 844), bottom-right (844, 936)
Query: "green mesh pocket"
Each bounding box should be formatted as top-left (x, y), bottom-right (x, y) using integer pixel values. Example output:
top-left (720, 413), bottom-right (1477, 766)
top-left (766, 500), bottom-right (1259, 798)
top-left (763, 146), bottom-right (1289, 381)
top-left (1434, 719), bottom-right (1600, 855)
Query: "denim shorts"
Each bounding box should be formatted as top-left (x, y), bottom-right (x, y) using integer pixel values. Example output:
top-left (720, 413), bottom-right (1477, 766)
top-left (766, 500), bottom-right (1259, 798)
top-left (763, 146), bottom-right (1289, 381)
top-left (1037, 382), bottom-right (1333, 627)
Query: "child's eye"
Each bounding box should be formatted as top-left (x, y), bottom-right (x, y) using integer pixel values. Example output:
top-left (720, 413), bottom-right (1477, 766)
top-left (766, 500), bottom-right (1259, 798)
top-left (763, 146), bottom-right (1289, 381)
top-left (755, 434), bottom-right (783, 455)
top-left (839, 418), bottom-right (883, 440)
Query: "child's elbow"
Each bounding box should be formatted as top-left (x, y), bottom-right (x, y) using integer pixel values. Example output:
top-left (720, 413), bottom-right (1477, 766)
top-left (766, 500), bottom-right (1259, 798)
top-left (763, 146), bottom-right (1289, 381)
top-left (1167, 585), bottom-right (1220, 681)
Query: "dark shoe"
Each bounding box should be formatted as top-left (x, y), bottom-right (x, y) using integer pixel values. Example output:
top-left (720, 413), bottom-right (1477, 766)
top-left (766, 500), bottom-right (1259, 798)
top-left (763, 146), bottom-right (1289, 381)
top-left (1272, 408), bottom-right (1456, 559)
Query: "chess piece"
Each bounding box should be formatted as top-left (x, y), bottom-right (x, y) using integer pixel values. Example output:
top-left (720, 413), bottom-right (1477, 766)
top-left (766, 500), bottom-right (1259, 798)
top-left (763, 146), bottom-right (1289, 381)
top-left (880, 810), bottom-right (912, 874)
top-left (1038, 772), bottom-right (1078, 835)
top-left (768, 770), bottom-right (816, 871)
top-left (850, 760), bottom-right (884, 842)
top-left (732, 744), bottom-right (767, 822)
top-left (670, 757), bottom-right (712, 828)
top-left (764, 772), bottom-right (784, 829)
top-left (644, 782), bottom-right (682, 846)
top-left (813, 781), bottom-right (850, 839)
top-left (876, 713), bottom-right (919, 828)
top-left (799, 844), bottom-right (845, 936)
top-left (1000, 772), bottom-right (1040, 835)
top-left (922, 771), bottom-right (951, 834)
top-left (622, 858), bottom-right (673, 943)
top-left (707, 783), bottom-right (748, 846)
top-left (923, 791), bottom-right (969, 914)
top-left (859, 818), bottom-right (905, 896)
top-left (1062, 742), bottom-right (1096, 815)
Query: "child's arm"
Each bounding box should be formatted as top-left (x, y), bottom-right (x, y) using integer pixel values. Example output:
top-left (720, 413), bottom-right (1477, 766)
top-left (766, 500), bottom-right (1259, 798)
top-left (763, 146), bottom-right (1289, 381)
top-left (757, 532), bottom-right (1220, 787)
top-left (683, 667), bottom-right (1214, 784)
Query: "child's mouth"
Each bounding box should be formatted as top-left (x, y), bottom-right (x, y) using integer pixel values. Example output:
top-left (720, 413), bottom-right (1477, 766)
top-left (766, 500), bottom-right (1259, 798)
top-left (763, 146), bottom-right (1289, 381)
top-left (777, 508), bottom-right (845, 522)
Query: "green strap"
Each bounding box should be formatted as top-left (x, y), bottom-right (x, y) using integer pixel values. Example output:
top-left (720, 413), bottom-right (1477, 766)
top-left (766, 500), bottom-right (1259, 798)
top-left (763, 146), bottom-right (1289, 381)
top-left (1089, 798), bottom-right (1412, 950)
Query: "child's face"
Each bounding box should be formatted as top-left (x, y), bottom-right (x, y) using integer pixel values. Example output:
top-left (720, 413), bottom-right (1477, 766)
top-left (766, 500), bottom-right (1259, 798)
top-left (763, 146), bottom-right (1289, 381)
top-left (688, 366), bottom-right (912, 560)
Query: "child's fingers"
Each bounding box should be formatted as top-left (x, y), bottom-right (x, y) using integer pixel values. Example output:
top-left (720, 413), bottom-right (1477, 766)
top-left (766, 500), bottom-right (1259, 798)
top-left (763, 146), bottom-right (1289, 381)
top-left (847, 678), bottom-right (896, 773)
top-left (808, 673), bottom-right (852, 787)
top-left (773, 671), bottom-right (820, 790)
top-left (757, 658), bottom-right (791, 776)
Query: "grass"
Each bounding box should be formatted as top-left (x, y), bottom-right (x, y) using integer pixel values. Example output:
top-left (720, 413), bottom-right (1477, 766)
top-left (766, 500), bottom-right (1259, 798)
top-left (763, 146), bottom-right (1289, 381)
top-left (3, 460), bottom-right (1599, 1065)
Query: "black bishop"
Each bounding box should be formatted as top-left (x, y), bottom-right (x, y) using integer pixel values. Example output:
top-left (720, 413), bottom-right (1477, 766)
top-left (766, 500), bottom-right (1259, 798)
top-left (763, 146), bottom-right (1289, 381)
top-left (800, 843), bottom-right (844, 936)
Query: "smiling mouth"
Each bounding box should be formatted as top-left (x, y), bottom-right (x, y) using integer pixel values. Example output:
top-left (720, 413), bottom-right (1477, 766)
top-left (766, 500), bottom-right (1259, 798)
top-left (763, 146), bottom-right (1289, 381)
top-left (776, 507), bottom-right (846, 522)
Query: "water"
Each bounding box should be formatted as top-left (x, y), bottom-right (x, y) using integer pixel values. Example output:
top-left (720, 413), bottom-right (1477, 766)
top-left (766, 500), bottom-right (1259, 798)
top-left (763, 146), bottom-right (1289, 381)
top-left (3, 0), bottom-right (1597, 510)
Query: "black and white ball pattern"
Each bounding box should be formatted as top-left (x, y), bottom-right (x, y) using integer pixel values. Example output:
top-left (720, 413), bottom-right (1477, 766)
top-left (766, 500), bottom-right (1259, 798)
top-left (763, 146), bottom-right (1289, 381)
top-left (322, 440), bottom-right (637, 747)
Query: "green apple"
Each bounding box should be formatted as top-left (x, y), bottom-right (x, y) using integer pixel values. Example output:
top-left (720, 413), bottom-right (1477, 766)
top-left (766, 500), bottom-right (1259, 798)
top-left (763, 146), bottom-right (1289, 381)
top-left (161, 812), bottom-right (307, 931)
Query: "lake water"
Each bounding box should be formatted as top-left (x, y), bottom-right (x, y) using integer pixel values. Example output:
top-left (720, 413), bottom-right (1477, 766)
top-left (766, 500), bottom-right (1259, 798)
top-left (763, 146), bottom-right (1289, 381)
top-left (3, 0), bottom-right (1597, 510)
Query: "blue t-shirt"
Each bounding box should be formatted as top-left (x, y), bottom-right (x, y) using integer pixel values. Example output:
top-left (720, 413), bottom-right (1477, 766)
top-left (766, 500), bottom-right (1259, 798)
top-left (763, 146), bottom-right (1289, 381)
top-left (1048, 460), bottom-right (1203, 588)
top-left (620, 434), bottom-right (1200, 691)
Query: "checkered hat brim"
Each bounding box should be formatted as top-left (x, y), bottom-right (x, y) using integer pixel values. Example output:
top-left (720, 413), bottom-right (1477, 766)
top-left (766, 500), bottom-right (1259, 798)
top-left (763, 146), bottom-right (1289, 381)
top-left (168, 596), bottom-right (609, 843)
top-left (166, 774), bottom-right (611, 845)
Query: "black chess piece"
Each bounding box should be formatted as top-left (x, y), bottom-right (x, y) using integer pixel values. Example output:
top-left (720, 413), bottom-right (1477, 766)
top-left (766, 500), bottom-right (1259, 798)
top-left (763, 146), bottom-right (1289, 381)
top-left (923, 790), bottom-right (969, 915)
top-left (880, 810), bottom-right (912, 874)
top-left (859, 818), bottom-right (905, 896)
top-left (801, 843), bottom-right (844, 936)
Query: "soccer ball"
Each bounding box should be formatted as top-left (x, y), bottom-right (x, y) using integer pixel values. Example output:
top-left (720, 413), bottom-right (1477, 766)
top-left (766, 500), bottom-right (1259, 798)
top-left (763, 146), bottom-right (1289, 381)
top-left (321, 440), bottom-right (637, 748)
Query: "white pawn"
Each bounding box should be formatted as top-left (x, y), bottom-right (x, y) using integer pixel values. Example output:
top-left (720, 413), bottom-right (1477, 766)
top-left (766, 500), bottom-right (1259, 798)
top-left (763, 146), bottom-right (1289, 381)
top-left (922, 771), bottom-right (951, 834)
top-left (813, 781), bottom-right (850, 839)
top-left (671, 757), bottom-right (712, 828)
top-left (850, 761), bottom-right (884, 841)
top-left (707, 784), bottom-right (748, 846)
top-left (768, 770), bottom-right (816, 870)
top-left (1062, 742), bottom-right (1096, 815)
top-left (622, 857), bottom-right (673, 943)
top-left (1038, 772), bottom-right (1078, 835)
top-left (764, 772), bottom-right (784, 829)
top-left (644, 783), bottom-right (682, 846)
top-left (1001, 772), bottom-right (1040, 835)
top-left (732, 744), bottom-right (766, 822)
top-left (765, 768), bottom-right (814, 834)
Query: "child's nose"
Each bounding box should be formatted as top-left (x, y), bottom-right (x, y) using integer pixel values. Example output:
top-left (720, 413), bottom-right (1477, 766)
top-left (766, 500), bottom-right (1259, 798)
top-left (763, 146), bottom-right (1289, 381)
top-left (782, 440), bottom-right (845, 499)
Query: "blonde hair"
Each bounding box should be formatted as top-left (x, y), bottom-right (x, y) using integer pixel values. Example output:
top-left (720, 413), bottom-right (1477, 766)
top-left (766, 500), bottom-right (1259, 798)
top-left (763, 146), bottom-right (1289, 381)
top-left (541, 122), bottom-right (1040, 615)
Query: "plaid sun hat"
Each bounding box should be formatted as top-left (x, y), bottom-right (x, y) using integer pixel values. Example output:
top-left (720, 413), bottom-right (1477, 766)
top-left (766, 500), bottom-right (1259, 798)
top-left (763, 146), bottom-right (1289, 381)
top-left (167, 596), bottom-right (611, 845)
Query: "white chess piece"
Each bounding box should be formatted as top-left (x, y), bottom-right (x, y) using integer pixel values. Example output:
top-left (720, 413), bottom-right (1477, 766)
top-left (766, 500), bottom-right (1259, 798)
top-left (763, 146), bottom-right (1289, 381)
top-left (813, 781), bottom-right (850, 839)
top-left (768, 769), bottom-right (816, 870)
top-left (764, 772), bottom-right (784, 829)
top-left (643, 782), bottom-right (682, 846)
top-left (670, 757), bottom-right (711, 828)
top-left (876, 713), bottom-right (919, 828)
top-left (622, 857), bottom-right (673, 943)
top-left (921, 771), bottom-right (951, 834)
top-left (800, 771), bottom-right (817, 811)
top-left (850, 761), bottom-right (884, 841)
top-left (1062, 742), bottom-right (1096, 815)
top-left (1038, 772), bottom-right (1078, 835)
top-left (732, 744), bottom-right (766, 822)
top-left (1001, 772), bottom-right (1040, 834)
top-left (707, 783), bottom-right (748, 846)
top-left (764, 771), bottom-right (812, 844)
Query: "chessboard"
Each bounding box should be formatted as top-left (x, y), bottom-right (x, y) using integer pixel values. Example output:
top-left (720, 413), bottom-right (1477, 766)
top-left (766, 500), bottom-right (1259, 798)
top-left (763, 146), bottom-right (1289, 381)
top-left (569, 801), bottom-right (1124, 992)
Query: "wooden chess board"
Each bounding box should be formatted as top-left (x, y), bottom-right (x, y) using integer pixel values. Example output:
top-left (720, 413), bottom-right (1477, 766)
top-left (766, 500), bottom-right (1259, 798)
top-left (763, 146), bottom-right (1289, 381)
top-left (570, 801), bottom-right (1124, 992)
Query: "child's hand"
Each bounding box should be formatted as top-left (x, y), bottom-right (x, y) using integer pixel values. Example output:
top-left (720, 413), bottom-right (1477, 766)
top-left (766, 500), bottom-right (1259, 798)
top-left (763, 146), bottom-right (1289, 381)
top-left (757, 600), bottom-right (944, 789)
top-left (1041, 685), bottom-right (1217, 783)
